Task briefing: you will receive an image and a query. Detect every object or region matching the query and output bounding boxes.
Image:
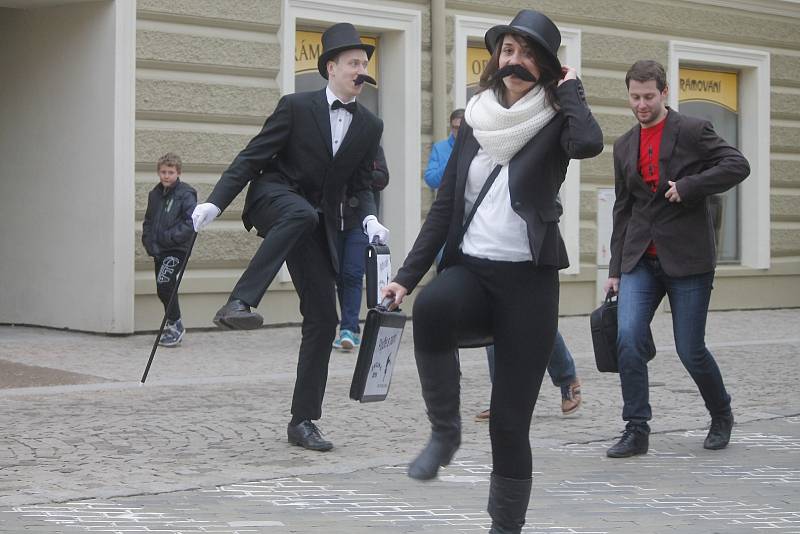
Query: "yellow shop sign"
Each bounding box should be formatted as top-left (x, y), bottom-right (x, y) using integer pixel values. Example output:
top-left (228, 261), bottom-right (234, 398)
top-left (467, 46), bottom-right (491, 86)
top-left (679, 68), bottom-right (738, 112)
top-left (295, 30), bottom-right (378, 80)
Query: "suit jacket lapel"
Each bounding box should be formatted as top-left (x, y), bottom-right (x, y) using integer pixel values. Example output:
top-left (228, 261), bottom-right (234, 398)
top-left (312, 89), bottom-right (333, 158)
top-left (623, 124), bottom-right (649, 194)
top-left (335, 103), bottom-right (364, 159)
top-left (658, 109), bottom-right (680, 188)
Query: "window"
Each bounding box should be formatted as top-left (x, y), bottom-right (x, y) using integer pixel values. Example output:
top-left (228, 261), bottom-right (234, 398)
top-left (669, 41), bottom-right (770, 270)
top-left (678, 67), bottom-right (740, 262)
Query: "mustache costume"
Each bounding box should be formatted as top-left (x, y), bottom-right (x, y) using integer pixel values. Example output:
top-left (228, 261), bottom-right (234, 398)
top-left (491, 64), bottom-right (537, 83)
top-left (355, 73), bottom-right (377, 86)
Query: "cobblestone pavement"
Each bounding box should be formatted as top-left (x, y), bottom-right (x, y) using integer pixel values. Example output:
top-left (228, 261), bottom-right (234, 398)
top-left (0, 309), bottom-right (798, 532)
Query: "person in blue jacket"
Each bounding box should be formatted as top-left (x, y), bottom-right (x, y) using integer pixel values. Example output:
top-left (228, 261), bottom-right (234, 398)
top-left (423, 108), bottom-right (464, 190)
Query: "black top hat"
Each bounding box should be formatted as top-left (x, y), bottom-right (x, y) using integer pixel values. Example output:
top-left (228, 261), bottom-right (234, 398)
top-left (317, 23), bottom-right (375, 79)
top-left (484, 9), bottom-right (561, 71)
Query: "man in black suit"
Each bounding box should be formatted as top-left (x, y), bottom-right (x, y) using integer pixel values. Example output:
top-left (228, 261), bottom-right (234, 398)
top-left (191, 23), bottom-right (387, 451)
top-left (604, 60), bottom-right (750, 458)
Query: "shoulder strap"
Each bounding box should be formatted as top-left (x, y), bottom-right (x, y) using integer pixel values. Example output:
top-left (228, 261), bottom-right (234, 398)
top-left (460, 164), bottom-right (502, 240)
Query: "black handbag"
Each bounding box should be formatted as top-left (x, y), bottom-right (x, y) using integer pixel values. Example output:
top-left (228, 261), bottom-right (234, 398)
top-left (590, 290), bottom-right (619, 373)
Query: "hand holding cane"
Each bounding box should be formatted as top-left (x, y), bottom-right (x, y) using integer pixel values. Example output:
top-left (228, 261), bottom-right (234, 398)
top-left (140, 231), bottom-right (197, 383)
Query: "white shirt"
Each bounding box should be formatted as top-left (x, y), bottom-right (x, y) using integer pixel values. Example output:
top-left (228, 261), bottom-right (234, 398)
top-left (326, 86), bottom-right (355, 157)
top-left (461, 148), bottom-right (532, 262)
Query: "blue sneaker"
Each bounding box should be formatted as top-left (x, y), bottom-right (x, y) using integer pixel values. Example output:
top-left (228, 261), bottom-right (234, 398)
top-left (159, 319), bottom-right (185, 348)
top-left (332, 333), bottom-right (343, 350)
top-left (339, 330), bottom-right (356, 351)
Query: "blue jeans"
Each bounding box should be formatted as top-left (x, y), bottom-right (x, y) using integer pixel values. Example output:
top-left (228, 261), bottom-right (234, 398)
top-left (617, 257), bottom-right (731, 429)
top-left (486, 330), bottom-right (576, 387)
top-left (335, 227), bottom-right (369, 333)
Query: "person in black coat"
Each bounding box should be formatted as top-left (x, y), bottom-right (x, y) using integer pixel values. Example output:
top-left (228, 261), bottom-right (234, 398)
top-left (603, 60), bottom-right (750, 459)
top-left (381, 10), bottom-right (603, 532)
top-left (191, 23), bottom-right (388, 452)
top-left (142, 153), bottom-right (197, 347)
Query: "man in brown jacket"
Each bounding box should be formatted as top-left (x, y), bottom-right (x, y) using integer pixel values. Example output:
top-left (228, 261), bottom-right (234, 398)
top-left (604, 60), bottom-right (750, 458)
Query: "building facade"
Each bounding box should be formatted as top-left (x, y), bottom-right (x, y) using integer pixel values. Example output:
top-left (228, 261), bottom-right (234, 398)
top-left (1, 0), bottom-right (798, 333)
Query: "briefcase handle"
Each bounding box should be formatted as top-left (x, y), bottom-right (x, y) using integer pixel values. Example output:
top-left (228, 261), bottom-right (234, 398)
top-left (377, 296), bottom-right (395, 311)
top-left (604, 289), bottom-right (618, 304)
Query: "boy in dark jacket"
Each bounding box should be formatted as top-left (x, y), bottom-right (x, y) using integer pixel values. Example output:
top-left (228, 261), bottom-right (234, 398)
top-left (142, 153), bottom-right (197, 347)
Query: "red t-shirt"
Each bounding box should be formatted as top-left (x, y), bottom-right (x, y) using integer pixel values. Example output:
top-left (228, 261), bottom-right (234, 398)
top-left (638, 119), bottom-right (666, 256)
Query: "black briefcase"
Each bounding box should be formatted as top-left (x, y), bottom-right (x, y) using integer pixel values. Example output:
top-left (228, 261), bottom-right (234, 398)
top-left (349, 298), bottom-right (406, 402)
top-left (365, 242), bottom-right (391, 309)
top-left (350, 242), bottom-right (406, 402)
top-left (590, 291), bottom-right (619, 373)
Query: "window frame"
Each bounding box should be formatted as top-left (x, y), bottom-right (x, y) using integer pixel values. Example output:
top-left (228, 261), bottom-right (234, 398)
top-left (669, 41), bottom-right (771, 270)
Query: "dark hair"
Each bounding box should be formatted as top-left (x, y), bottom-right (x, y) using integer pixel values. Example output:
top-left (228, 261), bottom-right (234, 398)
top-left (625, 60), bottom-right (667, 92)
top-left (449, 108), bottom-right (465, 122)
top-left (157, 152), bottom-right (182, 173)
top-left (478, 33), bottom-right (560, 109)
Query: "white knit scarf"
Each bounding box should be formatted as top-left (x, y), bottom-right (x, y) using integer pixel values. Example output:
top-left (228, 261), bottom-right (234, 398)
top-left (464, 85), bottom-right (557, 165)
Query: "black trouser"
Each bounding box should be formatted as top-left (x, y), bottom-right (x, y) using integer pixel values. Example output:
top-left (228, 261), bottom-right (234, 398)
top-left (154, 252), bottom-right (186, 322)
top-left (231, 184), bottom-right (320, 308)
top-left (412, 254), bottom-right (559, 479)
top-left (238, 184), bottom-right (338, 421)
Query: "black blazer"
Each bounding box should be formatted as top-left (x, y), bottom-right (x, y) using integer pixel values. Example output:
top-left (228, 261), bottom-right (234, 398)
top-left (609, 109), bottom-right (750, 278)
top-left (394, 79), bottom-right (604, 292)
top-left (207, 88), bottom-right (383, 270)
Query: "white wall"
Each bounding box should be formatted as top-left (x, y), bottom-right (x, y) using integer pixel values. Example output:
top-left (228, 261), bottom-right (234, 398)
top-left (0, 1), bottom-right (135, 332)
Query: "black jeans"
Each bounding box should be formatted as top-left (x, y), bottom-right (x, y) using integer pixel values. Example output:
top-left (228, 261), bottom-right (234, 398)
top-left (154, 252), bottom-right (186, 322)
top-left (412, 254), bottom-right (559, 479)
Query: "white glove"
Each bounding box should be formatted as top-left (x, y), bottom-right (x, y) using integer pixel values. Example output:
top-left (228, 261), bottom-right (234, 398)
top-left (363, 215), bottom-right (390, 245)
top-left (192, 203), bottom-right (221, 232)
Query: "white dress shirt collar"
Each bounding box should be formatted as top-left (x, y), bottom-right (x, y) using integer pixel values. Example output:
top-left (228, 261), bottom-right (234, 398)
top-left (326, 86), bottom-right (356, 157)
top-left (326, 86), bottom-right (356, 108)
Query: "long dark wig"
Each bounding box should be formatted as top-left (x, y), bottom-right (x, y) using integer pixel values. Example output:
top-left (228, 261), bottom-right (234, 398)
top-left (478, 32), bottom-right (561, 110)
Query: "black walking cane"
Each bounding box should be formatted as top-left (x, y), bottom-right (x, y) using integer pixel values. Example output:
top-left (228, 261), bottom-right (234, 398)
top-left (140, 231), bottom-right (197, 384)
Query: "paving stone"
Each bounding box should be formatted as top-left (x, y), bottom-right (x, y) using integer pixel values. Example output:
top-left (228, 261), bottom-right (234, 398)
top-left (0, 309), bottom-right (798, 532)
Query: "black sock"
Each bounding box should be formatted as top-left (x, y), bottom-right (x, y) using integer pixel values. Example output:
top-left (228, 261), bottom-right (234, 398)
top-left (290, 416), bottom-right (305, 426)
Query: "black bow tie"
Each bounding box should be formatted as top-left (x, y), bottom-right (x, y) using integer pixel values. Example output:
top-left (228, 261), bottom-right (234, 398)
top-left (331, 99), bottom-right (357, 114)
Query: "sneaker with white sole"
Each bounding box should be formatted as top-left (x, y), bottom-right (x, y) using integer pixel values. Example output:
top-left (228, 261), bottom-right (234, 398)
top-left (159, 319), bottom-right (185, 348)
top-left (339, 329), bottom-right (356, 351)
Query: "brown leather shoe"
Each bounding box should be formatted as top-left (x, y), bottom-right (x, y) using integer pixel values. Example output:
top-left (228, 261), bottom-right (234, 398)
top-left (474, 408), bottom-right (490, 422)
top-left (213, 299), bottom-right (263, 330)
top-left (561, 378), bottom-right (582, 415)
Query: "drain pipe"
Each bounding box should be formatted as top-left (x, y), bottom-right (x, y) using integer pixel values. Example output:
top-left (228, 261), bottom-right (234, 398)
top-left (431, 0), bottom-right (447, 141)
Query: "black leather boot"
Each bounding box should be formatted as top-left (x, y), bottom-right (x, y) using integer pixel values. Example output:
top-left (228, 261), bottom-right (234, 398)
top-left (488, 474), bottom-right (532, 533)
top-left (704, 413), bottom-right (734, 450)
top-left (407, 350), bottom-right (461, 480)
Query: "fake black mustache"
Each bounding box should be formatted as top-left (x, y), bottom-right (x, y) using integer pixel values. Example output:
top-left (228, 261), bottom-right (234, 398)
top-left (491, 64), bottom-right (537, 83)
top-left (355, 74), bottom-right (377, 86)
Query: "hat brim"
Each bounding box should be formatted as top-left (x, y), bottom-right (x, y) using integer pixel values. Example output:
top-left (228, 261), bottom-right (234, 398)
top-left (484, 25), bottom-right (561, 72)
top-left (317, 43), bottom-right (375, 79)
